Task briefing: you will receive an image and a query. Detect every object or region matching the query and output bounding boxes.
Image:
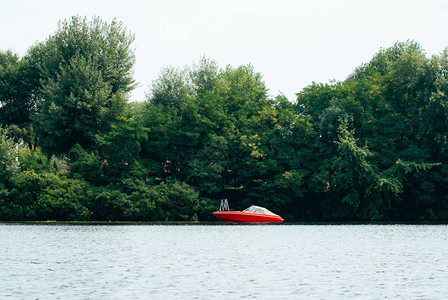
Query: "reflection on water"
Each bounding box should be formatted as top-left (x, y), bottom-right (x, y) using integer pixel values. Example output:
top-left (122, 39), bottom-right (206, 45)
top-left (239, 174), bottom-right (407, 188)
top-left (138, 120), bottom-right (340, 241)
top-left (1, 224), bottom-right (447, 299)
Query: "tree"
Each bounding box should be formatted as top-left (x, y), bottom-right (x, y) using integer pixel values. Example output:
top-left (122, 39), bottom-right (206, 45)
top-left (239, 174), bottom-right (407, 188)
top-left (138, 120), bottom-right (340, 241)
top-left (189, 56), bottom-right (219, 96)
top-left (297, 41), bottom-right (442, 221)
top-left (141, 57), bottom-right (220, 187)
top-left (0, 127), bottom-right (18, 187)
top-left (29, 16), bottom-right (136, 156)
top-left (424, 48), bottom-right (448, 161)
top-left (0, 51), bottom-right (39, 127)
top-left (417, 48), bottom-right (448, 220)
top-left (148, 66), bottom-right (192, 110)
top-left (99, 115), bottom-right (148, 183)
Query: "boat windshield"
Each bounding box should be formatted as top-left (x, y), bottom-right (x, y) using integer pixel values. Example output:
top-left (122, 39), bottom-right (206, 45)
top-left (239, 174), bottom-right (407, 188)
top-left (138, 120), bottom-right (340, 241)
top-left (243, 205), bottom-right (279, 216)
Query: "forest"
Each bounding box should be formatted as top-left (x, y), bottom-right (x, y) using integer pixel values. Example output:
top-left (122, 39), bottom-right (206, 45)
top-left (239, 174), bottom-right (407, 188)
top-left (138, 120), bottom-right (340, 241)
top-left (1, 16), bottom-right (448, 222)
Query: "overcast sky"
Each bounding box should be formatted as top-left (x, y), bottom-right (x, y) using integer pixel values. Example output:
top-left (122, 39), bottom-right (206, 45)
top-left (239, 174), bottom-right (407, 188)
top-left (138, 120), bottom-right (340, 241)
top-left (2, 0), bottom-right (448, 102)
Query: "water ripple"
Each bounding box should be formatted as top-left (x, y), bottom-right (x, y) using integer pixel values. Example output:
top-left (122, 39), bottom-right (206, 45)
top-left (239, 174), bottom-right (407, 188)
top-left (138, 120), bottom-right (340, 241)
top-left (1, 224), bottom-right (447, 299)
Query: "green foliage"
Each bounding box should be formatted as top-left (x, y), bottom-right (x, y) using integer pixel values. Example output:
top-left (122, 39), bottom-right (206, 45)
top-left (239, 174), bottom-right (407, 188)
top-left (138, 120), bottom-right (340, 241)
top-left (297, 81), bottom-right (345, 124)
top-left (6, 125), bottom-right (37, 149)
top-left (297, 41), bottom-right (444, 221)
top-left (33, 174), bottom-right (92, 221)
top-left (150, 181), bottom-right (202, 221)
top-left (190, 56), bottom-right (219, 96)
top-left (0, 50), bottom-right (39, 127)
top-left (0, 127), bottom-right (18, 186)
top-left (1, 170), bottom-right (92, 221)
top-left (139, 103), bottom-right (180, 181)
top-left (98, 115), bottom-right (148, 182)
top-left (148, 66), bottom-right (192, 110)
top-left (69, 144), bottom-right (106, 185)
top-left (29, 16), bottom-right (135, 156)
top-left (2, 21), bottom-right (448, 222)
top-left (18, 147), bottom-right (50, 173)
top-left (88, 188), bottom-right (133, 221)
top-left (122, 178), bottom-right (157, 220)
top-left (30, 16), bottom-right (136, 94)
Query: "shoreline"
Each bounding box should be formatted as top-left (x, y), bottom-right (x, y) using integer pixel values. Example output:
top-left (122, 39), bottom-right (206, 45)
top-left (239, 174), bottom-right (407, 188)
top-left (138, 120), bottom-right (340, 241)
top-left (1, 220), bottom-right (448, 226)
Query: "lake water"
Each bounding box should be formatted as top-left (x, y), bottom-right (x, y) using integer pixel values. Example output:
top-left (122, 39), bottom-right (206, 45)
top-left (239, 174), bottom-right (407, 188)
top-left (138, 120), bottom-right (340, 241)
top-left (1, 224), bottom-right (447, 299)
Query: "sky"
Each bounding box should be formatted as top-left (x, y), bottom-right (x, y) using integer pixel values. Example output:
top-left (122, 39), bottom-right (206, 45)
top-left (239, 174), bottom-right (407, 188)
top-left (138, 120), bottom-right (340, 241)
top-left (2, 0), bottom-right (448, 102)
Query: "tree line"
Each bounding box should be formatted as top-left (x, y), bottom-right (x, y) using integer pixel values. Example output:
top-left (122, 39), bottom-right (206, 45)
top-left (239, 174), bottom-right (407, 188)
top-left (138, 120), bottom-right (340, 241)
top-left (1, 16), bottom-right (447, 222)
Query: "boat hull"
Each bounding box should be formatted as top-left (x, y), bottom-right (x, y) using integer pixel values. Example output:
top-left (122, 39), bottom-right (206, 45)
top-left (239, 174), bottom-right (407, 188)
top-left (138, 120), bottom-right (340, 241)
top-left (213, 211), bottom-right (284, 223)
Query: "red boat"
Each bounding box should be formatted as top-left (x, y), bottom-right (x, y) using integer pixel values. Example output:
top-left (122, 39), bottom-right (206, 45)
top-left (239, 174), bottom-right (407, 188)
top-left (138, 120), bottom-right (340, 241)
top-left (213, 203), bottom-right (284, 223)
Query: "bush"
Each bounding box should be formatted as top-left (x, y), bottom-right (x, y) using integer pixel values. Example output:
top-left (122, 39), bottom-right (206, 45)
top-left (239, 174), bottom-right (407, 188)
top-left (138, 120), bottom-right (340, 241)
top-left (33, 175), bottom-right (92, 221)
top-left (152, 181), bottom-right (201, 221)
top-left (18, 147), bottom-right (50, 173)
top-left (0, 127), bottom-right (18, 186)
top-left (88, 188), bottom-right (133, 221)
top-left (0, 170), bottom-right (93, 221)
